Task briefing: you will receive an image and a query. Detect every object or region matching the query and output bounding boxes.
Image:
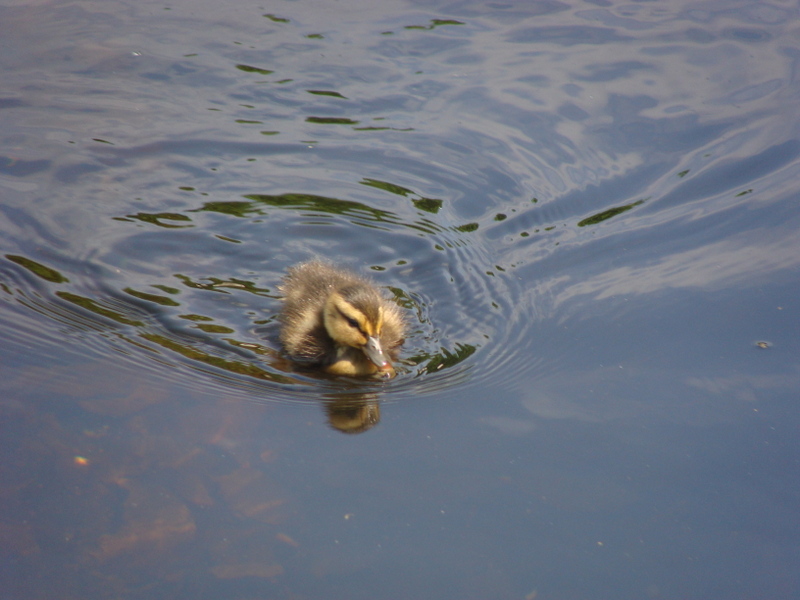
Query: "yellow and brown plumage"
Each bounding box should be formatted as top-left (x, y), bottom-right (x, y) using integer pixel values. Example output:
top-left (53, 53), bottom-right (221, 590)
top-left (279, 261), bottom-right (405, 378)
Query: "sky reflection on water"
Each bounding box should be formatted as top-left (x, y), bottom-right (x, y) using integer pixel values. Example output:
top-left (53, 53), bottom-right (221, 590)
top-left (1, 0), bottom-right (799, 598)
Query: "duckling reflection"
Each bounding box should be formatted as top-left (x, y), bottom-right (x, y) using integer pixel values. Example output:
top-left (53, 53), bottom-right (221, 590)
top-left (324, 395), bottom-right (381, 434)
top-left (279, 261), bottom-right (405, 378)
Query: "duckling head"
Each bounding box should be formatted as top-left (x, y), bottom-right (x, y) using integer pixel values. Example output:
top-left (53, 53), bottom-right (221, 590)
top-left (322, 285), bottom-right (392, 374)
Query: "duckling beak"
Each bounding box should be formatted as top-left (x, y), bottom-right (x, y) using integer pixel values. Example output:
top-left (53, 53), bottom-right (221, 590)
top-left (363, 336), bottom-right (389, 368)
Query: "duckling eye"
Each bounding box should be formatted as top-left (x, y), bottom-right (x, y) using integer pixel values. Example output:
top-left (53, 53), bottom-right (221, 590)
top-left (344, 316), bottom-right (359, 329)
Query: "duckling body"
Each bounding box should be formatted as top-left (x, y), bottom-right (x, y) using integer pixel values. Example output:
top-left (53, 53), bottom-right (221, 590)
top-left (279, 261), bottom-right (405, 378)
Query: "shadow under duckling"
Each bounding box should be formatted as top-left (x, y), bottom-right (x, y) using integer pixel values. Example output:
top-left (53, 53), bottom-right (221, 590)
top-left (279, 261), bottom-right (405, 379)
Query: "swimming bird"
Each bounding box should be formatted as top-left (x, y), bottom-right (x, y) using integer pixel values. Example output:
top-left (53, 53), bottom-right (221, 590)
top-left (279, 260), bottom-right (405, 378)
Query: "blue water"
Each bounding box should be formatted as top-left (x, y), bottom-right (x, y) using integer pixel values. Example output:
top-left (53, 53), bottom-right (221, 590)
top-left (1, 0), bottom-right (799, 598)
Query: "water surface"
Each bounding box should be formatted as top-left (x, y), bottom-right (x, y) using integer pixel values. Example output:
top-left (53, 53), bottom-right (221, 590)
top-left (2, 0), bottom-right (799, 598)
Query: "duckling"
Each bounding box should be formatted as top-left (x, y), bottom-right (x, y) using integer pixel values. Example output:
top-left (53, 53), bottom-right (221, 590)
top-left (279, 260), bottom-right (405, 378)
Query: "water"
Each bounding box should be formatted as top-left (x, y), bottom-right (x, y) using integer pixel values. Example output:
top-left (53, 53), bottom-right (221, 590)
top-left (2, 0), bottom-right (799, 598)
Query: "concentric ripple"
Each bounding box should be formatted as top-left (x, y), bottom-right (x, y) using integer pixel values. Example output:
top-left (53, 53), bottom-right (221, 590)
top-left (1, 164), bottom-right (532, 407)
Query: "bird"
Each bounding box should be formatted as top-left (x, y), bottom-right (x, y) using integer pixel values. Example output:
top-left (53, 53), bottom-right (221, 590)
top-left (278, 260), bottom-right (405, 378)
